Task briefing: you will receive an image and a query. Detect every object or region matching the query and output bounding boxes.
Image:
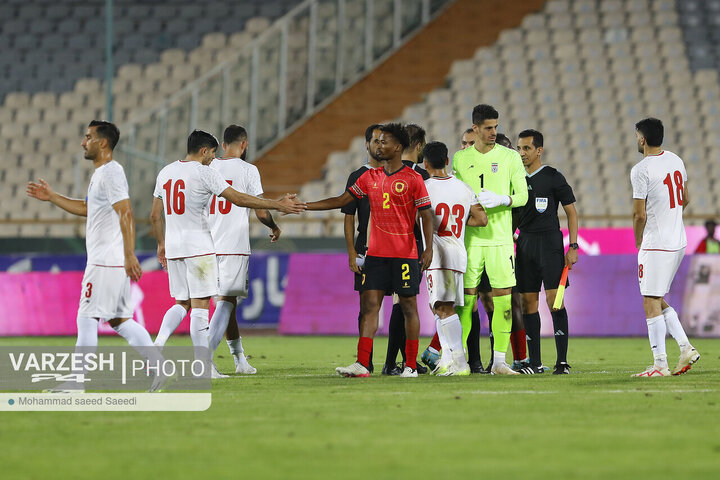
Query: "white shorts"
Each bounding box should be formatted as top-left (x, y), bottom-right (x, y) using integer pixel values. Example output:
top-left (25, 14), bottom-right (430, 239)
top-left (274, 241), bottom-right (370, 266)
top-left (168, 254), bottom-right (218, 301)
top-left (426, 269), bottom-right (464, 307)
top-left (216, 254), bottom-right (250, 298)
top-left (78, 265), bottom-right (132, 319)
top-left (638, 248), bottom-right (685, 297)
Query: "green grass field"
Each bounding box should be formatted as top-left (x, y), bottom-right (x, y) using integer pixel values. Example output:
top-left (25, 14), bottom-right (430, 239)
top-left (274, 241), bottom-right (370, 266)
top-left (1, 336), bottom-right (719, 479)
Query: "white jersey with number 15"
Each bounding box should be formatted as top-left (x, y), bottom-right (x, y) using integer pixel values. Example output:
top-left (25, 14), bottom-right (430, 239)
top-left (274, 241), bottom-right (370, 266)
top-left (208, 157), bottom-right (264, 255)
top-left (424, 175), bottom-right (477, 273)
top-left (630, 150), bottom-right (687, 251)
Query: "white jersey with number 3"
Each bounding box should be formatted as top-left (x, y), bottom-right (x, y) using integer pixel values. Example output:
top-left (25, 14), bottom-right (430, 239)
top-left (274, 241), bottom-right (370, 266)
top-left (630, 150), bottom-right (687, 251)
top-left (85, 160), bottom-right (130, 266)
top-left (424, 176), bottom-right (477, 272)
top-left (153, 160), bottom-right (229, 259)
top-left (208, 157), bottom-right (264, 255)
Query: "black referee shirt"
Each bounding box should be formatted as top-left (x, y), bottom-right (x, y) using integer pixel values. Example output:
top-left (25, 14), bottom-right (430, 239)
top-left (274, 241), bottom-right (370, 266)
top-left (403, 160), bottom-right (430, 256)
top-left (514, 165), bottom-right (575, 234)
top-left (341, 165), bottom-right (372, 255)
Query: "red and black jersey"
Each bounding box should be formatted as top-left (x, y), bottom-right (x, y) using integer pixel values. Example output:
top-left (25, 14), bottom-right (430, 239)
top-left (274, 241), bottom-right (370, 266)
top-left (349, 165), bottom-right (431, 259)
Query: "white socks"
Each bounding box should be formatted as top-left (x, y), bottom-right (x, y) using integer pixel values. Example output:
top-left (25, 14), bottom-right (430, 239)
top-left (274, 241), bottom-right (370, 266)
top-left (435, 315), bottom-right (451, 365)
top-left (493, 351), bottom-right (506, 366)
top-left (155, 304), bottom-right (187, 346)
top-left (114, 319), bottom-right (165, 364)
top-left (662, 306), bottom-right (690, 350)
top-left (113, 319), bottom-right (153, 348)
top-left (76, 316), bottom-right (99, 347)
top-left (190, 308), bottom-right (210, 349)
top-left (209, 300), bottom-right (234, 353)
top-left (646, 315), bottom-right (668, 367)
top-left (227, 337), bottom-right (244, 356)
top-left (439, 314), bottom-right (466, 364)
top-left (435, 314), bottom-right (468, 367)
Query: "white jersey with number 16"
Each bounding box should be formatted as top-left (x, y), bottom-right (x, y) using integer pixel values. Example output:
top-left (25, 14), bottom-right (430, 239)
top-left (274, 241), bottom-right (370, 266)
top-left (630, 150), bottom-right (687, 251)
top-left (153, 160), bottom-right (229, 260)
top-left (424, 175), bottom-right (477, 273)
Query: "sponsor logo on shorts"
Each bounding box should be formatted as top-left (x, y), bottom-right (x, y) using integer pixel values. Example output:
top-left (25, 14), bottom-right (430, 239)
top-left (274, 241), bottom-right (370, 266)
top-left (535, 197), bottom-right (548, 213)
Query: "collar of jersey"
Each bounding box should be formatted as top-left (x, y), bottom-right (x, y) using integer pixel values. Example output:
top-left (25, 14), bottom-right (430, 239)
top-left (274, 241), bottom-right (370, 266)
top-left (526, 164), bottom-right (547, 178)
top-left (383, 165), bottom-right (408, 177)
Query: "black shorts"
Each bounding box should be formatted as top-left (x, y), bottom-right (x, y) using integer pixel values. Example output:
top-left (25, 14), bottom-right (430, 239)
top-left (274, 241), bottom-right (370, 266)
top-left (515, 230), bottom-right (569, 293)
top-left (360, 256), bottom-right (420, 296)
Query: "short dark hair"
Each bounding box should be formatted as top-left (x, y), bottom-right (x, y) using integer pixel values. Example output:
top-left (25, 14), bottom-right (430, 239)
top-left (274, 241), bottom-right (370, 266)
top-left (463, 128), bottom-right (474, 136)
top-left (379, 123), bottom-right (410, 150)
top-left (88, 120), bottom-right (120, 150)
top-left (635, 117), bottom-right (664, 147)
top-left (423, 141), bottom-right (448, 169)
top-left (518, 129), bottom-right (544, 148)
top-left (365, 123), bottom-right (382, 142)
top-left (495, 133), bottom-right (513, 149)
top-left (223, 124), bottom-right (247, 145)
top-left (187, 129), bottom-right (219, 154)
top-left (404, 123), bottom-right (426, 151)
top-left (472, 104), bottom-right (499, 126)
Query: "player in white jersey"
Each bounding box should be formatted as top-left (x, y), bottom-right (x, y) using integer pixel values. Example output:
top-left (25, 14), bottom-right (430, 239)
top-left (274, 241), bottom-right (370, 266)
top-left (630, 118), bottom-right (700, 377)
top-left (27, 120), bottom-right (164, 392)
top-left (150, 130), bottom-right (305, 370)
top-left (206, 125), bottom-right (281, 374)
top-left (422, 142), bottom-right (487, 376)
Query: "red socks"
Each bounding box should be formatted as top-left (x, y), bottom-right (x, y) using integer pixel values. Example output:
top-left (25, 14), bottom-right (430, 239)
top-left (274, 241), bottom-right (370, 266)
top-left (405, 339), bottom-right (419, 369)
top-left (357, 337), bottom-right (373, 368)
top-left (510, 329), bottom-right (527, 360)
top-left (429, 332), bottom-right (441, 352)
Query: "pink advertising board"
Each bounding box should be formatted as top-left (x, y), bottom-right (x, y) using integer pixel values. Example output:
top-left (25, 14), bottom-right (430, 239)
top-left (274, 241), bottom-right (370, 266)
top-left (0, 271), bottom-right (186, 336)
top-left (559, 226), bottom-right (706, 255)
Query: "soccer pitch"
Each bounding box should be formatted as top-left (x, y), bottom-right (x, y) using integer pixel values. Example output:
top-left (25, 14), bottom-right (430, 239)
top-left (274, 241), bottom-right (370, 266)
top-left (1, 336), bottom-right (718, 479)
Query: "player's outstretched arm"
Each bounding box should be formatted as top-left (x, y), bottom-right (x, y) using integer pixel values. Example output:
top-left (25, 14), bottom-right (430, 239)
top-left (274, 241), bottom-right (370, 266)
top-left (467, 204), bottom-right (488, 227)
top-left (255, 209), bottom-right (281, 242)
top-left (306, 191), bottom-right (355, 211)
top-left (221, 188), bottom-right (306, 214)
top-left (419, 208), bottom-right (434, 270)
top-left (563, 202), bottom-right (579, 269)
top-left (27, 179), bottom-right (87, 217)
top-left (113, 199), bottom-right (142, 282)
top-left (149, 197), bottom-right (167, 270)
top-left (632, 199), bottom-right (647, 251)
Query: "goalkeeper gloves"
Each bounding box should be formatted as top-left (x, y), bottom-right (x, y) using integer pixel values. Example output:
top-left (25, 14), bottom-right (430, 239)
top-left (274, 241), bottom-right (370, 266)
top-left (476, 189), bottom-right (512, 208)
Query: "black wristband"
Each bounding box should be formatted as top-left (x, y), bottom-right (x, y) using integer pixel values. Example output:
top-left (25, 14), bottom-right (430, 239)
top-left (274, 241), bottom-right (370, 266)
top-left (569, 243), bottom-right (579, 250)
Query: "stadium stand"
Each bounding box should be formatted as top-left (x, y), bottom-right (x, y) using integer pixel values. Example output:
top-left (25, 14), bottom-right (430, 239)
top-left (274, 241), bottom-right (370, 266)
top-left (296, 0), bottom-right (720, 230)
top-left (3, 0), bottom-right (720, 238)
top-left (0, 1), bottom-right (302, 235)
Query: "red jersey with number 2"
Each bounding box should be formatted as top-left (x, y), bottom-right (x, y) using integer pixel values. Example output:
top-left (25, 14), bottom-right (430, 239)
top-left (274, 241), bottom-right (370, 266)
top-left (349, 165), bottom-right (431, 259)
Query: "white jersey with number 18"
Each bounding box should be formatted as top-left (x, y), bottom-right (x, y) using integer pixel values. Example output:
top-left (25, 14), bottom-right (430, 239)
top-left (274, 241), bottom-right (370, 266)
top-left (153, 160), bottom-right (229, 259)
top-left (208, 157), bottom-right (264, 255)
top-left (424, 175), bottom-right (477, 273)
top-left (630, 150), bottom-right (687, 251)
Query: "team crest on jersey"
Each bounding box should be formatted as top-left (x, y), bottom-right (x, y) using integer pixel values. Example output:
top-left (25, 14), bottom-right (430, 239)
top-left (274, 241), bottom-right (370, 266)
top-left (535, 197), bottom-right (548, 213)
top-left (491, 163), bottom-right (498, 173)
top-left (392, 180), bottom-right (408, 195)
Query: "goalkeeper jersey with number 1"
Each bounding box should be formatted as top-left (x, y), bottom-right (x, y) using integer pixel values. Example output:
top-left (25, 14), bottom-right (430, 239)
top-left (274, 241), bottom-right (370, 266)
top-left (452, 144), bottom-right (528, 246)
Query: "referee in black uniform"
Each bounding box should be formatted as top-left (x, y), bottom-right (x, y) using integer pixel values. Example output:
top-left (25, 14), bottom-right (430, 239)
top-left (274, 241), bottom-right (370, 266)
top-left (343, 123), bottom-right (383, 373)
top-left (513, 129), bottom-right (578, 375)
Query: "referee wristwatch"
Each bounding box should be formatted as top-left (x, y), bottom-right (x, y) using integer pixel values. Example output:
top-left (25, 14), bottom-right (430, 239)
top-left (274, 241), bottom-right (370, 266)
top-left (568, 243), bottom-right (579, 250)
